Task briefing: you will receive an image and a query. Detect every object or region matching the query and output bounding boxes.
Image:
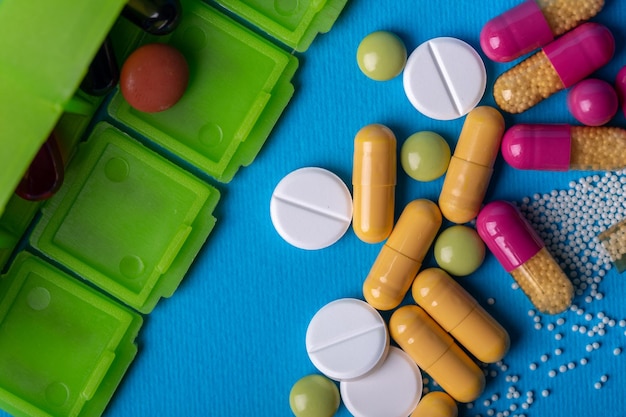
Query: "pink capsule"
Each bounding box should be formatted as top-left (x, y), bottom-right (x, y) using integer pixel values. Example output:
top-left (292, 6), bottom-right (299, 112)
top-left (476, 201), bottom-right (573, 314)
top-left (617, 65), bottom-right (626, 118)
top-left (502, 124), bottom-right (626, 171)
top-left (480, 0), bottom-right (604, 63)
top-left (493, 23), bottom-right (615, 114)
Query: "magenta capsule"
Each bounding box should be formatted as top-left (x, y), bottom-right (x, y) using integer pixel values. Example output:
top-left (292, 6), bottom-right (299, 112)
top-left (502, 124), bottom-right (626, 171)
top-left (617, 65), bottom-right (626, 118)
top-left (477, 201), bottom-right (573, 314)
top-left (481, 0), bottom-right (604, 62)
top-left (493, 23), bottom-right (614, 114)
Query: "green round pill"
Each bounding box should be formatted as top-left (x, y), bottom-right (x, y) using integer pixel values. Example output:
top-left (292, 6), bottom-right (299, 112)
top-left (289, 374), bottom-right (340, 417)
top-left (357, 31), bottom-right (407, 81)
top-left (434, 225), bottom-right (486, 276)
top-left (401, 131), bottom-right (451, 182)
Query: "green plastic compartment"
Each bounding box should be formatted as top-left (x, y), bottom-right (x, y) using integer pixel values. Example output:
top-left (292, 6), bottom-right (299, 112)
top-left (108, 0), bottom-right (299, 183)
top-left (0, 89), bottom-right (103, 273)
top-left (0, 0), bottom-right (127, 215)
top-left (215, 0), bottom-right (348, 52)
top-left (0, 252), bottom-right (142, 417)
top-left (0, 196), bottom-right (40, 271)
top-left (30, 123), bottom-right (220, 313)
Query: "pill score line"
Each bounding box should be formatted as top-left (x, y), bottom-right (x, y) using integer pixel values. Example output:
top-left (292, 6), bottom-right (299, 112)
top-left (307, 322), bottom-right (387, 353)
top-left (271, 192), bottom-right (353, 223)
top-left (426, 40), bottom-right (465, 118)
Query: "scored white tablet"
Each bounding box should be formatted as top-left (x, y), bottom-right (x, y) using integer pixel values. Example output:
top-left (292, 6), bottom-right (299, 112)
top-left (270, 167), bottom-right (353, 250)
top-left (305, 298), bottom-right (389, 381)
top-left (340, 346), bottom-right (423, 417)
top-left (403, 37), bottom-right (486, 121)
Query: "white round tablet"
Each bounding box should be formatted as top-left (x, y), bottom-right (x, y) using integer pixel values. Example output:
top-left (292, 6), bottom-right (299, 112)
top-left (403, 37), bottom-right (486, 120)
top-left (340, 347), bottom-right (423, 417)
top-left (270, 167), bottom-right (352, 250)
top-left (305, 298), bottom-right (389, 381)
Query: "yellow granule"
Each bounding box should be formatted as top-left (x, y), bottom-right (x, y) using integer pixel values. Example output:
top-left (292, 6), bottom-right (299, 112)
top-left (570, 127), bottom-right (626, 170)
top-left (510, 247), bottom-right (573, 314)
top-left (493, 50), bottom-right (564, 114)
top-left (537, 0), bottom-right (605, 36)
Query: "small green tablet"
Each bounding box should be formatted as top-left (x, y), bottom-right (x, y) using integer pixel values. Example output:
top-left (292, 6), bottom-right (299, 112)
top-left (357, 31), bottom-right (407, 81)
top-left (289, 374), bottom-right (340, 417)
top-left (401, 131), bottom-right (451, 182)
top-left (434, 225), bottom-right (486, 276)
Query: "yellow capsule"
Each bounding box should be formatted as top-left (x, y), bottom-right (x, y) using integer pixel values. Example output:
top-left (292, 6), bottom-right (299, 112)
top-left (363, 199), bottom-right (442, 310)
top-left (439, 106), bottom-right (504, 224)
top-left (412, 268), bottom-right (510, 363)
top-left (410, 391), bottom-right (458, 417)
top-left (352, 124), bottom-right (397, 243)
top-left (390, 305), bottom-right (485, 403)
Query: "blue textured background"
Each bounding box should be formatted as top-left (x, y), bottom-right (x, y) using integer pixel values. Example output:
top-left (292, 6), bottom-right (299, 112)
top-left (109, 1), bottom-right (626, 416)
top-left (11, 1), bottom-right (626, 416)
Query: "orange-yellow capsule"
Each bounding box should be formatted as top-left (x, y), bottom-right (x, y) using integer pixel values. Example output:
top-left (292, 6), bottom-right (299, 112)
top-left (390, 305), bottom-right (485, 403)
top-left (439, 106), bottom-right (504, 224)
top-left (412, 268), bottom-right (510, 363)
top-left (352, 124), bottom-right (397, 243)
top-left (363, 199), bottom-right (442, 310)
top-left (410, 391), bottom-right (458, 417)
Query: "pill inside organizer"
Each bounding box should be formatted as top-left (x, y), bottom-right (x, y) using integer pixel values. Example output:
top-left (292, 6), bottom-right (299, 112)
top-left (120, 43), bottom-right (189, 113)
top-left (305, 298), bottom-right (389, 381)
top-left (403, 37), bottom-right (486, 120)
top-left (270, 167), bottom-right (353, 250)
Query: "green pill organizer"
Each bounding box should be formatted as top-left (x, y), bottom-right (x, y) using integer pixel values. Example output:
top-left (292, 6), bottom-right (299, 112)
top-left (30, 122), bottom-right (221, 314)
top-left (0, 0), bottom-right (347, 416)
top-left (0, 252), bottom-right (142, 417)
top-left (108, 0), bottom-right (300, 182)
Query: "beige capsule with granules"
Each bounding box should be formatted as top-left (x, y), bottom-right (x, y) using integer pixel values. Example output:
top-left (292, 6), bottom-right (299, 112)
top-left (481, 0), bottom-right (604, 62)
top-left (477, 201), bottom-right (573, 315)
top-left (502, 124), bottom-right (626, 171)
top-left (493, 22), bottom-right (614, 114)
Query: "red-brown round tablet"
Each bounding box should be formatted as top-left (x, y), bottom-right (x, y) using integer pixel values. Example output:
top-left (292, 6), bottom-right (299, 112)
top-left (120, 43), bottom-right (189, 113)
